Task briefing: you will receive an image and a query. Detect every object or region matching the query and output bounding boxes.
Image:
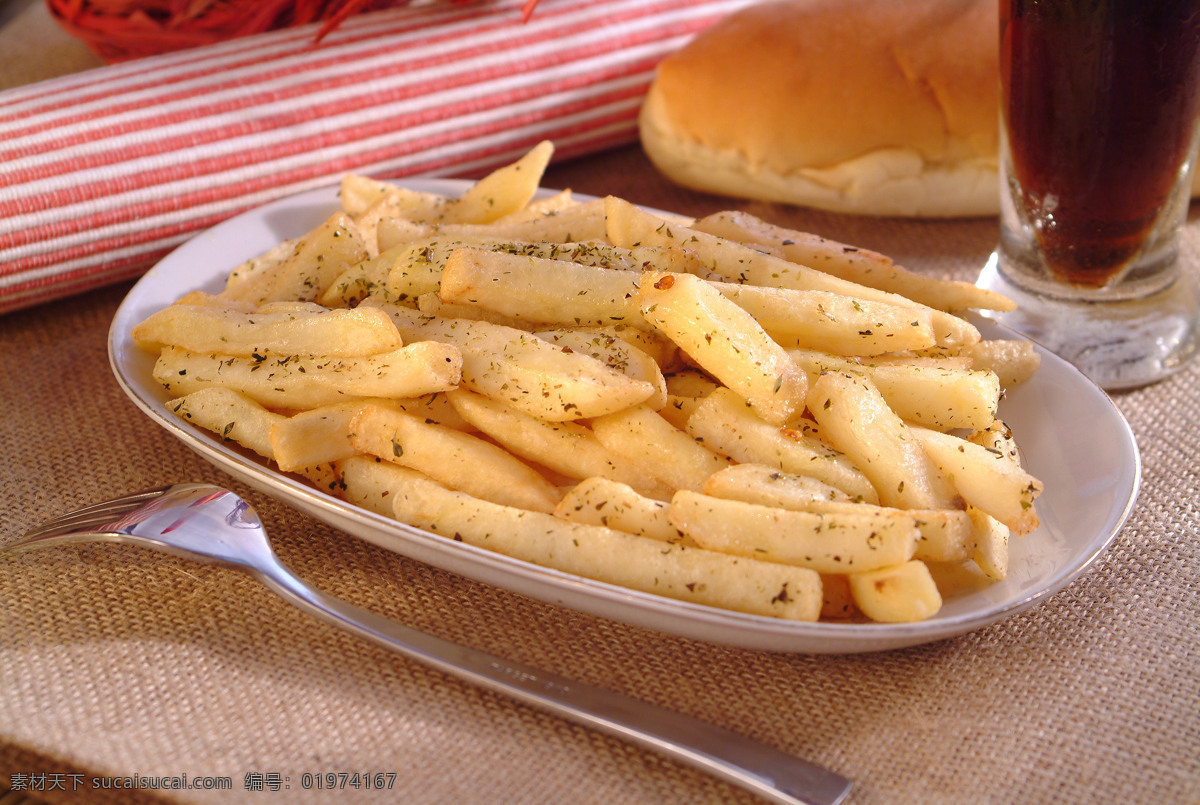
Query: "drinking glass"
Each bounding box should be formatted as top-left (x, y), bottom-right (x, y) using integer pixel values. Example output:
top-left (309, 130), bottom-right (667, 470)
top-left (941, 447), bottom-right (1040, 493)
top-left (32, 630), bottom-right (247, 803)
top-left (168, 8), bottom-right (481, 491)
top-left (977, 0), bottom-right (1200, 389)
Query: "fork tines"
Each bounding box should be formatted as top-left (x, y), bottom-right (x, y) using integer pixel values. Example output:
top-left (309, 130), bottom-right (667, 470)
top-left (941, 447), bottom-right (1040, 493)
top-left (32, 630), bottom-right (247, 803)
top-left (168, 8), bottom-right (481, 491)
top-left (17, 487), bottom-right (168, 543)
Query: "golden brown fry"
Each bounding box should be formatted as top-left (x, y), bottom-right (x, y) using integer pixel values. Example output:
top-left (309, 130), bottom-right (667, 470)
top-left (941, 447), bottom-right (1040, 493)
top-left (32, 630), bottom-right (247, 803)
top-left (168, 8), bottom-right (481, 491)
top-left (848, 561), bottom-right (943, 623)
top-left (693, 210), bottom-right (1016, 313)
top-left (638, 271), bottom-right (808, 426)
top-left (152, 341), bottom-right (461, 410)
top-left (219, 213), bottom-right (369, 307)
top-left (806, 371), bottom-right (960, 510)
top-left (553, 476), bottom-right (686, 544)
top-left (591, 405), bottom-right (733, 493)
top-left (390, 472), bottom-right (823, 620)
top-left (349, 403), bottom-right (562, 513)
top-left (133, 303), bottom-right (403, 358)
top-left (669, 490), bottom-right (919, 574)
top-left (686, 388), bottom-right (879, 503)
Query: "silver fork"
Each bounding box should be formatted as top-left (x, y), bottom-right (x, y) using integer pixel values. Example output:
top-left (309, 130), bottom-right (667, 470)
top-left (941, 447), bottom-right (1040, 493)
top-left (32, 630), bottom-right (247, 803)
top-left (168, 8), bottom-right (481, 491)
top-left (4, 483), bottom-right (850, 805)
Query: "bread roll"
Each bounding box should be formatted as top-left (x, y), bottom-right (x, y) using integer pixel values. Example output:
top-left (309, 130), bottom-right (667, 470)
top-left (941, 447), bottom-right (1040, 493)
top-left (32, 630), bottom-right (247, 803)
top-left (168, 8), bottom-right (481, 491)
top-left (638, 0), bottom-right (1001, 217)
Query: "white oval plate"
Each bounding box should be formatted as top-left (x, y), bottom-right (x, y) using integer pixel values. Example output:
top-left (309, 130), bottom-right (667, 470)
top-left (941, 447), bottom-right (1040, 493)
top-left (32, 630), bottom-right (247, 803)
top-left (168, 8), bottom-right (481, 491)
top-left (109, 181), bottom-right (1141, 653)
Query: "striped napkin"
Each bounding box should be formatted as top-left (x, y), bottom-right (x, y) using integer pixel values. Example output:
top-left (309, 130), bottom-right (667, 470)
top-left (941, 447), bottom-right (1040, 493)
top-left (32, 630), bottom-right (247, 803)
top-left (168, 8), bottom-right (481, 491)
top-left (0, 0), bottom-right (750, 315)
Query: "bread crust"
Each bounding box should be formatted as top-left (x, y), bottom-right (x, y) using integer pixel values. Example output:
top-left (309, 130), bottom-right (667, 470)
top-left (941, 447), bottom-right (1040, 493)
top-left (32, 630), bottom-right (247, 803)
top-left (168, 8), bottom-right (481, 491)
top-left (638, 0), bottom-right (1001, 217)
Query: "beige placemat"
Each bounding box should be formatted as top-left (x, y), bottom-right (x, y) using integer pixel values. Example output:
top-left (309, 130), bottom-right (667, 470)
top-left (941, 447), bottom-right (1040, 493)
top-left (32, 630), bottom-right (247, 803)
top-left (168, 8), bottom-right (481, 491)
top-left (2, 144), bottom-right (1198, 805)
top-left (0, 0), bottom-right (105, 90)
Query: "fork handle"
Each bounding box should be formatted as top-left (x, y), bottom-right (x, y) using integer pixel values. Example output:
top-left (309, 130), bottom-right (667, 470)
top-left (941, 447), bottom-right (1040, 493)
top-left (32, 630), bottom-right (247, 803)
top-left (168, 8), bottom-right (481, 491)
top-left (253, 563), bottom-right (850, 805)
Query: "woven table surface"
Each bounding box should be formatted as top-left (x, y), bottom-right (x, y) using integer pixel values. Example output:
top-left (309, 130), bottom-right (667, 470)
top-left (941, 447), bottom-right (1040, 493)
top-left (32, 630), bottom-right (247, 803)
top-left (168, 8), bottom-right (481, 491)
top-left (2, 6), bottom-right (1198, 805)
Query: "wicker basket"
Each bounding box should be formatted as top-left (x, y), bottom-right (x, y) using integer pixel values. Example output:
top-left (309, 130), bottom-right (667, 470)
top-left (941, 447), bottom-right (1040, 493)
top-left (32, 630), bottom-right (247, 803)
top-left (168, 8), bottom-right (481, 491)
top-left (44, 0), bottom-right (473, 61)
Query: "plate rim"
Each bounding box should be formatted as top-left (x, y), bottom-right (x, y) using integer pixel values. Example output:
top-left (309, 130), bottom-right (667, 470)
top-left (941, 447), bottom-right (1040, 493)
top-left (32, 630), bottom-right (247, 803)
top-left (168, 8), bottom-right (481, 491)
top-left (108, 180), bottom-right (1142, 653)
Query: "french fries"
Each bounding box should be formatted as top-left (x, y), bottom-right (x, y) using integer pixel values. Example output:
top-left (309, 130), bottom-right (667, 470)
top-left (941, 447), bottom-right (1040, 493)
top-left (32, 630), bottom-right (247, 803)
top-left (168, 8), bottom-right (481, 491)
top-left (685, 388), bottom-right (879, 503)
top-left (668, 491), bottom-right (919, 574)
top-left (133, 303), bottom-right (403, 358)
top-left (691, 210), bottom-right (1017, 314)
top-left (805, 371), bottom-right (960, 511)
top-left (553, 476), bottom-right (685, 544)
top-left (219, 212), bottom-right (369, 307)
top-left (365, 302), bottom-right (658, 421)
top-left (604, 195), bottom-right (982, 349)
top-left (348, 403), bottom-right (562, 513)
top-left (591, 405), bottom-right (733, 493)
top-left (446, 389), bottom-right (669, 495)
top-left (385, 466), bottom-right (824, 620)
top-left (638, 271), bottom-right (808, 426)
top-left (152, 341), bottom-right (461, 410)
top-left (847, 561), bottom-right (943, 623)
top-left (133, 142), bottom-right (1045, 625)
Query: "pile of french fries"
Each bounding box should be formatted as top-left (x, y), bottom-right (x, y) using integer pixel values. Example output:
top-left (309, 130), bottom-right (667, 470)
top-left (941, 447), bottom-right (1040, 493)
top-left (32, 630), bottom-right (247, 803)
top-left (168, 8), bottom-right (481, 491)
top-left (132, 141), bottom-right (1044, 624)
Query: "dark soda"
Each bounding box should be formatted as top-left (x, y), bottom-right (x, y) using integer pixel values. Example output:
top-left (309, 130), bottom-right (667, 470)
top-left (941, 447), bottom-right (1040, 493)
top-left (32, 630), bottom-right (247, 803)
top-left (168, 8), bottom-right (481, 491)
top-left (1001, 0), bottom-right (1200, 287)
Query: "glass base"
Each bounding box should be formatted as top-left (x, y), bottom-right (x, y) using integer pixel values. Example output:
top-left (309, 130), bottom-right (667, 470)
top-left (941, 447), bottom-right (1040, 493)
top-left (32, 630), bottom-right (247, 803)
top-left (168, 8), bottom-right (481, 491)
top-left (977, 251), bottom-right (1200, 391)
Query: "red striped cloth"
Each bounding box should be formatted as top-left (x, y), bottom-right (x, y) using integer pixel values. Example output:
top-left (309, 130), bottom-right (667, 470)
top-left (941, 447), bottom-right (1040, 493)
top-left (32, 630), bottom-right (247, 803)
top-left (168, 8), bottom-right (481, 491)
top-left (0, 0), bottom-right (750, 315)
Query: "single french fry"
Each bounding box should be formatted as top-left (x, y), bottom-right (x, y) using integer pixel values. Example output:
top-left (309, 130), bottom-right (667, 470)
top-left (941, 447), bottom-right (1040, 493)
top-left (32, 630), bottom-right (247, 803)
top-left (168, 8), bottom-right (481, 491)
top-left (508, 187), bottom-right (575, 218)
top-left (336, 455), bottom-right (431, 518)
top-left (374, 216), bottom-right (437, 254)
top-left (591, 405), bottom-right (733, 493)
top-left (692, 210), bottom-right (1016, 313)
top-left (532, 328), bottom-right (668, 411)
top-left (701, 463), bottom-right (861, 508)
top-left (389, 473), bottom-right (822, 621)
top-left (969, 506), bottom-right (1010, 581)
top-left (797, 501), bottom-right (972, 564)
top-left (806, 371), bottom-right (960, 510)
top-left (165, 387), bottom-right (284, 460)
top-left (132, 303), bottom-right (403, 358)
top-left (788, 350), bottom-right (1001, 431)
top-left (219, 213), bottom-right (369, 307)
top-left (152, 341), bottom-right (461, 410)
top-left (339, 174), bottom-right (449, 220)
top-left (668, 490), bottom-right (919, 574)
top-left (638, 271), bottom-right (808, 426)
top-left (553, 477), bottom-right (686, 544)
top-left (685, 388), bottom-right (879, 503)
top-left (446, 390), bottom-right (668, 495)
top-left (713, 282), bottom-right (938, 356)
top-left (169, 290), bottom-right (257, 312)
top-left (911, 426), bottom-right (1043, 535)
top-left (349, 404), bottom-right (561, 513)
top-left (862, 359), bottom-right (1001, 431)
top-left (701, 464), bottom-right (972, 563)
top-left (545, 324), bottom-right (679, 369)
top-left (439, 140), bottom-right (554, 224)
top-left (959, 339), bottom-right (1042, 388)
top-left (222, 238), bottom-right (300, 291)
top-left (365, 302), bottom-right (656, 421)
top-left (385, 235), bottom-right (653, 305)
top-left (432, 198), bottom-right (610, 244)
top-left (270, 400), bottom-right (369, 471)
top-left (438, 247), bottom-right (648, 329)
top-left (847, 560), bottom-right (943, 623)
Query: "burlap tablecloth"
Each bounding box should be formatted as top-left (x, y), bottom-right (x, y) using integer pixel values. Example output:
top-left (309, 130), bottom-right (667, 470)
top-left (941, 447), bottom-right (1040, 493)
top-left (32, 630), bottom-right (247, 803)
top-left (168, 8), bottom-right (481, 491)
top-left (3, 6), bottom-right (1198, 805)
